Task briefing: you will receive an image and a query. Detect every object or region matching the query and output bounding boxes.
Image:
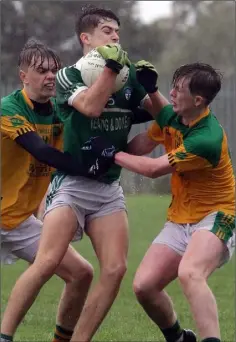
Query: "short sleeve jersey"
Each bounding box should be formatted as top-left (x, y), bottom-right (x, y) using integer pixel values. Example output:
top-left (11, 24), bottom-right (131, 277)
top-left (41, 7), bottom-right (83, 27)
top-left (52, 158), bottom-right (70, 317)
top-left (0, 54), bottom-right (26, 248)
top-left (56, 61), bottom-right (147, 183)
top-left (1, 89), bottom-right (63, 229)
top-left (147, 105), bottom-right (235, 223)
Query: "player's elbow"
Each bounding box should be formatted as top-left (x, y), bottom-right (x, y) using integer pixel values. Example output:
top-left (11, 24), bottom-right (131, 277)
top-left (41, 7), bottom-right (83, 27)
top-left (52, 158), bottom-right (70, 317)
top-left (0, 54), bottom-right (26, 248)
top-left (86, 107), bottom-right (103, 117)
top-left (82, 103), bottom-right (103, 117)
top-left (142, 166), bottom-right (158, 179)
top-left (148, 170), bottom-right (159, 179)
top-left (72, 93), bottom-right (102, 117)
top-left (148, 164), bottom-right (173, 179)
top-left (74, 102), bottom-right (102, 117)
top-left (145, 162), bottom-right (165, 179)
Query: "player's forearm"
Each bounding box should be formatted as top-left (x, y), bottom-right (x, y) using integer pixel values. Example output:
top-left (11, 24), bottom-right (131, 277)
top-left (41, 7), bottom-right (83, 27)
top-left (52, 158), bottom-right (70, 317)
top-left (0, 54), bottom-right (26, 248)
top-left (144, 91), bottom-right (170, 117)
top-left (15, 132), bottom-right (86, 176)
top-left (74, 68), bottom-right (117, 117)
top-left (127, 132), bottom-right (158, 156)
top-left (115, 152), bottom-right (172, 178)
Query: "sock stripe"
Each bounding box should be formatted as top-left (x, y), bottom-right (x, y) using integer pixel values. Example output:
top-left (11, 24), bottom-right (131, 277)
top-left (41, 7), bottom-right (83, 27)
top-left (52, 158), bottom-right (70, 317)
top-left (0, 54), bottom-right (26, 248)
top-left (54, 331), bottom-right (72, 340)
top-left (56, 324), bottom-right (73, 336)
top-left (54, 325), bottom-right (73, 341)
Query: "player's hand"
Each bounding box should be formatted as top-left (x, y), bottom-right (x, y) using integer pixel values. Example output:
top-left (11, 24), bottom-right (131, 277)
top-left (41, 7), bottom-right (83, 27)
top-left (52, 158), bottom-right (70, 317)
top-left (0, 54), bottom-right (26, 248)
top-left (86, 157), bottom-right (112, 179)
top-left (81, 136), bottom-right (116, 179)
top-left (135, 60), bottom-right (159, 93)
top-left (96, 44), bottom-right (131, 74)
top-left (81, 136), bottom-right (116, 161)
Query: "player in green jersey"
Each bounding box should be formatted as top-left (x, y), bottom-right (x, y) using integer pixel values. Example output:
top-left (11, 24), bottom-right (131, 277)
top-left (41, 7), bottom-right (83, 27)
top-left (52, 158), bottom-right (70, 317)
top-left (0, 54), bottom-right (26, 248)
top-left (0, 6), bottom-right (162, 342)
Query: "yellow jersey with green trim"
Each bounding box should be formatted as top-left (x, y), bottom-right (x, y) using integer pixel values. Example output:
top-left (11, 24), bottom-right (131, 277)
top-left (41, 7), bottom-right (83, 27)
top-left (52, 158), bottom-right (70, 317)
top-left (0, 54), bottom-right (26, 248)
top-left (1, 89), bottom-right (63, 230)
top-left (148, 105), bottom-right (235, 223)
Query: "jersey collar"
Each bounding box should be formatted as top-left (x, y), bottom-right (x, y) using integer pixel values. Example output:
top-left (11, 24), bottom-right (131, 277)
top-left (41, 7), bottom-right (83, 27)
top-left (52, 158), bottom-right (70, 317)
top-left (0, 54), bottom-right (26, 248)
top-left (21, 89), bottom-right (53, 111)
top-left (188, 107), bottom-right (210, 127)
top-left (177, 107), bottom-right (210, 127)
top-left (21, 89), bottom-right (34, 110)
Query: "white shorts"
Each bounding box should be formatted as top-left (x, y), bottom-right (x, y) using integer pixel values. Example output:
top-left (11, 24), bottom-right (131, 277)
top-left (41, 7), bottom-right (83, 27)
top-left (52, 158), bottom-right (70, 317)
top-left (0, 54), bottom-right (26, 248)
top-left (45, 174), bottom-right (126, 240)
top-left (1, 215), bottom-right (42, 265)
top-left (153, 211), bottom-right (235, 266)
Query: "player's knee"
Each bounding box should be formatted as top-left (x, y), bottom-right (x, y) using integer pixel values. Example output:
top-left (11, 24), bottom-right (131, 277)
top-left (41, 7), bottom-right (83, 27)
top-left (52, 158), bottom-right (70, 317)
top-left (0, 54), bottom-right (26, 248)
top-left (72, 261), bottom-right (94, 284)
top-left (133, 275), bottom-right (156, 301)
top-left (178, 264), bottom-right (203, 288)
top-left (34, 257), bottom-right (59, 281)
top-left (101, 261), bottom-right (127, 283)
top-left (59, 259), bottom-right (94, 285)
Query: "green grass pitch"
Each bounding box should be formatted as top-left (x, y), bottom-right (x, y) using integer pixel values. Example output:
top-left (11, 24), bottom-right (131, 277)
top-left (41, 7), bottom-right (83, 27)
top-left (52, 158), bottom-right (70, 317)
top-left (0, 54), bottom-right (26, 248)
top-left (1, 195), bottom-right (235, 341)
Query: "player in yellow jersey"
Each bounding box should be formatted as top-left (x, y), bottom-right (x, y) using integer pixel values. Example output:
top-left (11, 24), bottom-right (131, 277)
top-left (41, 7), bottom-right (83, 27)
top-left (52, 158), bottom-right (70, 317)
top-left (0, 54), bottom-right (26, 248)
top-left (0, 39), bottom-right (112, 342)
top-left (113, 62), bottom-right (235, 342)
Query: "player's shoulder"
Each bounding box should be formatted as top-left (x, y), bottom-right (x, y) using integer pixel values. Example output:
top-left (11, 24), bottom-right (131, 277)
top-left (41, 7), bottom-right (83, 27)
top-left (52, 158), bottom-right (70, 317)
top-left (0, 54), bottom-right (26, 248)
top-left (1, 90), bottom-right (26, 117)
top-left (190, 111), bottom-right (224, 145)
top-left (185, 113), bottom-right (224, 165)
top-left (2, 90), bottom-right (21, 107)
top-left (56, 61), bottom-right (83, 90)
top-left (155, 104), bottom-right (176, 129)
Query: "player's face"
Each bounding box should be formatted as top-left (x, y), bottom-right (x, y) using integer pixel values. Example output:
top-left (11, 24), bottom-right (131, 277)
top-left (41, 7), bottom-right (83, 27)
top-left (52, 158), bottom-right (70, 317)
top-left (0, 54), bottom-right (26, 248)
top-left (170, 77), bottom-right (203, 117)
top-left (20, 57), bottom-right (59, 102)
top-left (82, 19), bottom-right (120, 51)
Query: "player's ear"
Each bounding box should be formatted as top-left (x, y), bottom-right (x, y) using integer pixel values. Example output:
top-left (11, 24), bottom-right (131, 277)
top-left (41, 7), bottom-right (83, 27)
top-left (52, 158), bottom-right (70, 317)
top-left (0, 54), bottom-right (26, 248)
top-left (19, 69), bottom-right (28, 84)
top-left (80, 32), bottom-right (91, 46)
top-left (194, 95), bottom-right (204, 107)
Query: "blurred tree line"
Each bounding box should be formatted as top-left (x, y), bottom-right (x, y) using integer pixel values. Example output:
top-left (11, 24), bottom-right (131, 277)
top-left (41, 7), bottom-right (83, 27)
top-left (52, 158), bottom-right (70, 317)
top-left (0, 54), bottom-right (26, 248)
top-left (1, 0), bottom-right (235, 85)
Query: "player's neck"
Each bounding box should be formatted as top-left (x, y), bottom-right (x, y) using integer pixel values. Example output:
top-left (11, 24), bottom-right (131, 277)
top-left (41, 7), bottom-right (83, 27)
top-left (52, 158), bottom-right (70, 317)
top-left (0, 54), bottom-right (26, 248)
top-left (83, 46), bottom-right (93, 56)
top-left (181, 107), bottom-right (206, 126)
top-left (23, 87), bottom-right (50, 104)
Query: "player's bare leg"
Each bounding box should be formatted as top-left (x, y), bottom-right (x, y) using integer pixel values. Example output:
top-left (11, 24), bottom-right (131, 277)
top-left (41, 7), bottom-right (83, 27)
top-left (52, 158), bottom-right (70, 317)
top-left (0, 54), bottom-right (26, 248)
top-left (71, 211), bottom-right (129, 342)
top-left (133, 244), bottom-right (181, 329)
top-left (178, 230), bottom-right (226, 340)
top-left (54, 246), bottom-right (93, 332)
top-left (133, 243), bottom-right (196, 341)
top-left (1, 207), bottom-right (93, 338)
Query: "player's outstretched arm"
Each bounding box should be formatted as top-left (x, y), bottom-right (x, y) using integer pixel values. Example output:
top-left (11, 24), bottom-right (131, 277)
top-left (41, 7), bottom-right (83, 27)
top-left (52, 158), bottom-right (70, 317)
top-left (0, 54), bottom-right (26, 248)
top-left (114, 152), bottom-right (173, 178)
top-left (126, 131), bottom-right (158, 156)
top-left (15, 132), bottom-right (110, 178)
top-left (72, 44), bottom-right (130, 117)
top-left (135, 60), bottom-right (169, 117)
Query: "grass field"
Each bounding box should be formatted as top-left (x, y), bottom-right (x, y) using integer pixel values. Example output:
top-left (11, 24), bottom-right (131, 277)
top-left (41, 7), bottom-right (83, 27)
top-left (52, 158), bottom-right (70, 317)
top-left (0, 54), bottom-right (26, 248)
top-left (1, 195), bottom-right (235, 341)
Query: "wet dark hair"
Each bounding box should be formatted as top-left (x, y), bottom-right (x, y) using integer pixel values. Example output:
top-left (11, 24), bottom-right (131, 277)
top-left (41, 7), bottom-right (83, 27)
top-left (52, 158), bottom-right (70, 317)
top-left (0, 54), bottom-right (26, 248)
top-left (18, 38), bottom-right (61, 71)
top-left (172, 62), bottom-right (222, 105)
top-left (75, 5), bottom-right (120, 46)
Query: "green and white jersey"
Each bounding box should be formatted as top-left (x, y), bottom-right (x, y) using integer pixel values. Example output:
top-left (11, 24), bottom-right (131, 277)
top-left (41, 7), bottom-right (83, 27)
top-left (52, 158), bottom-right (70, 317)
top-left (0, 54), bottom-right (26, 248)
top-left (56, 62), bottom-right (147, 183)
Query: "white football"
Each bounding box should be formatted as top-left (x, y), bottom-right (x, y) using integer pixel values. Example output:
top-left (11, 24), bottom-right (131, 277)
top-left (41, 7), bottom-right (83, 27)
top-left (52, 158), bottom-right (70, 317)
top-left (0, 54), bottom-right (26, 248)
top-left (77, 48), bottom-right (129, 93)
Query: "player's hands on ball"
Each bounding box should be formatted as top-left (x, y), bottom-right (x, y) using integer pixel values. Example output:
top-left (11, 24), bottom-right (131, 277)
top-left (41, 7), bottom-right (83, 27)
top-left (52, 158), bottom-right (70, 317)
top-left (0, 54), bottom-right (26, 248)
top-left (96, 44), bottom-right (131, 74)
top-left (135, 60), bottom-right (159, 93)
top-left (81, 136), bottom-right (116, 179)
